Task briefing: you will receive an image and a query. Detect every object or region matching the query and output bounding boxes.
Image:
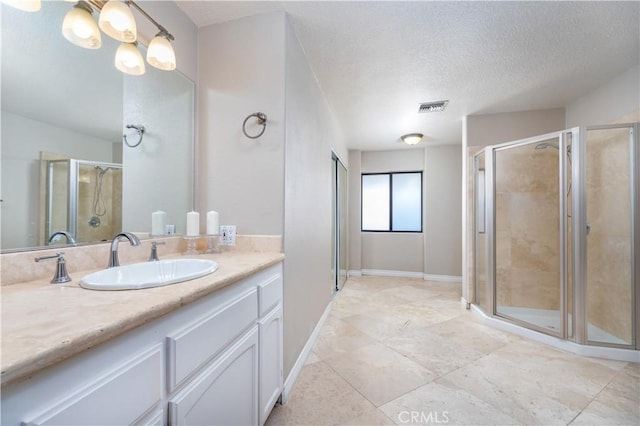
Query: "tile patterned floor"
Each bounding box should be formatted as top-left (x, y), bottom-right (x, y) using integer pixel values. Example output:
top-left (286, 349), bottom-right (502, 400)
top-left (266, 276), bottom-right (640, 426)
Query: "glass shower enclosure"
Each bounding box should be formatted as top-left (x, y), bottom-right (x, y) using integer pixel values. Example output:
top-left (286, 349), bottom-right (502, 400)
top-left (44, 159), bottom-right (123, 246)
top-left (473, 123), bottom-right (638, 349)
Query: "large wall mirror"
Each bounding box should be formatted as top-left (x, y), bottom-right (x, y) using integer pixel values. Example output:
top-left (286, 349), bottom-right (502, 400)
top-left (1, 2), bottom-right (194, 252)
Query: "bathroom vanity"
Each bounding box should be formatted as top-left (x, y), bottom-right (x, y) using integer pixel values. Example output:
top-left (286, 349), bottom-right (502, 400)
top-left (1, 252), bottom-right (284, 426)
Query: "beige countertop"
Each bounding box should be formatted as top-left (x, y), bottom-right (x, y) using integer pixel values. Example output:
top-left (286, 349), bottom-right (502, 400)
top-left (0, 251), bottom-right (284, 388)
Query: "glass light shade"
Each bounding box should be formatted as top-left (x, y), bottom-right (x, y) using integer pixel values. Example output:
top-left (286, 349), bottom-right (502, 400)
top-left (115, 42), bottom-right (145, 75)
top-left (62, 4), bottom-right (101, 49)
top-left (99, 0), bottom-right (137, 42)
top-left (147, 35), bottom-right (176, 71)
top-left (401, 133), bottom-right (423, 145)
top-left (0, 0), bottom-right (41, 12)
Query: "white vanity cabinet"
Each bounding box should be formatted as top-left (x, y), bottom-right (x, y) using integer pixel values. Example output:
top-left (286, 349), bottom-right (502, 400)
top-left (257, 275), bottom-right (284, 426)
top-left (1, 262), bottom-right (283, 426)
top-left (169, 326), bottom-right (259, 425)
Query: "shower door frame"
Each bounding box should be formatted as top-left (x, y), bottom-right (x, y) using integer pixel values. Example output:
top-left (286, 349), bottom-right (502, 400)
top-left (46, 159), bottom-right (122, 243)
top-left (485, 129), bottom-right (575, 340)
top-left (575, 123), bottom-right (638, 349)
top-left (479, 124), bottom-right (638, 349)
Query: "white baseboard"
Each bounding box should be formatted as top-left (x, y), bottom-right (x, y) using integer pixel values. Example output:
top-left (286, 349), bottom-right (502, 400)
top-left (423, 274), bottom-right (462, 283)
top-left (351, 270), bottom-right (462, 283)
top-left (361, 269), bottom-right (424, 279)
top-left (281, 300), bottom-right (333, 403)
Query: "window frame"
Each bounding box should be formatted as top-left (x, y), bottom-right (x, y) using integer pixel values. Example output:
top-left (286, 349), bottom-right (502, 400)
top-left (361, 171), bottom-right (423, 233)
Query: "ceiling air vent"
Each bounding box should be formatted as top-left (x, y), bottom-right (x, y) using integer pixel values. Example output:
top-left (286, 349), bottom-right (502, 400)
top-left (418, 100), bottom-right (449, 113)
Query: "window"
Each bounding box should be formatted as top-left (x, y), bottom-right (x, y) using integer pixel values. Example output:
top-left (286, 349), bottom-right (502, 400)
top-left (361, 172), bottom-right (422, 232)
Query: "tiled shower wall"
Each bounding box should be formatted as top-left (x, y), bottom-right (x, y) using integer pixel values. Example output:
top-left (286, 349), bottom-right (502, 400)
top-left (585, 127), bottom-right (633, 342)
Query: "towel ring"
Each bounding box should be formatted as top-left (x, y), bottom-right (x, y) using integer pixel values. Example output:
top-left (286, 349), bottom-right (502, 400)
top-left (123, 124), bottom-right (145, 148)
top-left (242, 112), bottom-right (267, 139)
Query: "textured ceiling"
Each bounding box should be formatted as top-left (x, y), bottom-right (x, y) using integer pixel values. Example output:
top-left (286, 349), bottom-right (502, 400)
top-left (176, 0), bottom-right (640, 151)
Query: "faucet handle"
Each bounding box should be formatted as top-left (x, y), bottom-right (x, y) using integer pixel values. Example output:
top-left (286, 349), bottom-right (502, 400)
top-left (35, 252), bottom-right (72, 284)
top-left (148, 241), bottom-right (166, 262)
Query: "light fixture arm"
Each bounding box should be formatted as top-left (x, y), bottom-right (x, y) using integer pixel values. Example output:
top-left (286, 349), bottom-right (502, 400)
top-left (126, 1), bottom-right (175, 41)
top-left (85, 0), bottom-right (175, 42)
top-left (75, 1), bottom-right (94, 14)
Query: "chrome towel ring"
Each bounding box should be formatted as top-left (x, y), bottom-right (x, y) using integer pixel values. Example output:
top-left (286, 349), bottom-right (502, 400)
top-left (242, 112), bottom-right (267, 139)
top-left (123, 124), bottom-right (145, 148)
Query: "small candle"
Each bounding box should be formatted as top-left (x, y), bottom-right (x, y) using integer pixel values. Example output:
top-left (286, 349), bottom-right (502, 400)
top-left (206, 211), bottom-right (219, 235)
top-left (151, 211), bottom-right (167, 236)
top-left (186, 211), bottom-right (200, 236)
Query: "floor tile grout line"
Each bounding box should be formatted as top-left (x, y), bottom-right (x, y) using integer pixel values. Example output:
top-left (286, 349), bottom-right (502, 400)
top-left (566, 361), bottom-right (632, 425)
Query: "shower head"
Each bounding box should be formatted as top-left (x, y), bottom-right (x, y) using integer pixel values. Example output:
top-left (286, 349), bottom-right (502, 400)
top-left (95, 166), bottom-right (111, 177)
top-left (534, 142), bottom-right (559, 150)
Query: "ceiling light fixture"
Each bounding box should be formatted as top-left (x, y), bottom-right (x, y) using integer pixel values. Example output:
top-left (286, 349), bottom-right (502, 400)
top-left (62, 1), bottom-right (101, 49)
top-left (58, 0), bottom-right (176, 75)
top-left (401, 133), bottom-right (424, 145)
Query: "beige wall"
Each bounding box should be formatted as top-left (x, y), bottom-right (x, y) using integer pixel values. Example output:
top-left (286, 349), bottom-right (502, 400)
top-left (349, 147), bottom-right (462, 277)
top-left (466, 108), bottom-right (566, 147)
top-left (361, 232), bottom-right (424, 273)
top-left (283, 17), bottom-right (347, 377)
top-left (359, 149), bottom-right (425, 274)
top-left (1, 112), bottom-right (115, 249)
top-left (197, 12), bottom-right (348, 380)
top-left (566, 65), bottom-right (640, 129)
top-left (348, 150), bottom-right (362, 271)
top-left (197, 13), bottom-right (286, 235)
top-left (424, 145), bottom-right (462, 276)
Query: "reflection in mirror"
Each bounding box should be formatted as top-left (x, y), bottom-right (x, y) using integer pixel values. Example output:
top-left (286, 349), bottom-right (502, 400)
top-left (1, 2), bottom-right (194, 252)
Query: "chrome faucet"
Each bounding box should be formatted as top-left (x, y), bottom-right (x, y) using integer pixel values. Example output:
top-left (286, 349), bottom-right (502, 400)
top-left (148, 241), bottom-right (166, 261)
top-left (35, 252), bottom-right (72, 283)
top-left (107, 232), bottom-right (141, 268)
top-left (49, 231), bottom-right (77, 245)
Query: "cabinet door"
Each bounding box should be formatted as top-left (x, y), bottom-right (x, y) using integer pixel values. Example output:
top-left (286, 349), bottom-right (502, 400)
top-left (259, 305), bottom-right (283, 426)
top-left (169, 327), bottom-right (259, 426)
top-left (22, 345), bottom-right (162, 426)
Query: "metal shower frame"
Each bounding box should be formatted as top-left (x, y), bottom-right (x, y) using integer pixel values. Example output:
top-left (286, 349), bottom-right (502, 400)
top-left (473, 123), bottom-right (638, 350)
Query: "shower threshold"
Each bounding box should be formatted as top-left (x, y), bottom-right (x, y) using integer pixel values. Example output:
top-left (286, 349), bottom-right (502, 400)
top-left (470, 305), bottom-right (639, 363)
top-left (497, 306), bottom-right (628, 345)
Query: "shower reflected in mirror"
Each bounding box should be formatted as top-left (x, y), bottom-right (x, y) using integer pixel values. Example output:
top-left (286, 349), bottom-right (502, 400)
top-left (43, 158), bottom-right (122, 246)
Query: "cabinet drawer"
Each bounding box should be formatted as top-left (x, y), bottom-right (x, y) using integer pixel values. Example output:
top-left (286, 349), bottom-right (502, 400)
top-left (23, 345), bottom-right (162, 426)
top-left (167, 288), bottom-right (258, 391)
top-left (258, 274), bottom-right (282, 317)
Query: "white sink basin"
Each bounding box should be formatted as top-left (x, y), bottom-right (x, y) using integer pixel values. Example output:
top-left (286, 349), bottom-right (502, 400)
top-left (79, 259), bottom-right (218, 291)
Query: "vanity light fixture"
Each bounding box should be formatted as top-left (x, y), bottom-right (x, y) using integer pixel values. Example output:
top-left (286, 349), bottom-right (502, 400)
top-left (147, 30), bottom-right (176, 71)
top-left (0, 0), bottom-right (41, 12)
top-left (98, 0), bottom-right (136, 42)
top-left (115, 41), bottom-right (145, 75)
top-left (62, 1), bottom-right (101, 49)
top-left (401, 133), bottom-right (424, 145)
top-left (58, 0), bottom-right (177, 75)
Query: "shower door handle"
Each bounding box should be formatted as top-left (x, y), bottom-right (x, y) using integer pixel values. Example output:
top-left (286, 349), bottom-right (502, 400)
top-left (586, 222), bottom-right (591, 235)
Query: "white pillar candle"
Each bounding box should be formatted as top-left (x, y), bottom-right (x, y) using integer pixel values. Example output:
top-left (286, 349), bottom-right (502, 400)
top-left (206, 211), bottom-right (219, 235)
top-left (151, 211), bottom-right (167, 236)
top-left (186, 211), bottom-right (200, 236)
